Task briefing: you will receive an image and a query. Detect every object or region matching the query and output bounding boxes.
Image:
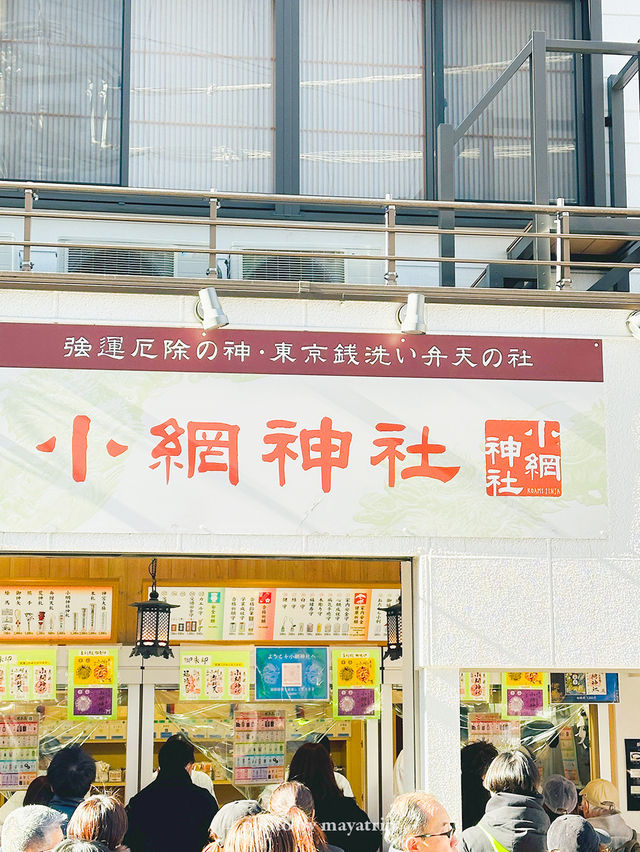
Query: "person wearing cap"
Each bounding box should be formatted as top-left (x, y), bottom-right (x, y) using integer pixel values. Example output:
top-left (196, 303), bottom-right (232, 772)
top-left (543, 776), bottom-right (579, 824)
top-left (207, 800), bottom-right (262, 850)
top-left (547, 814), bottom-right (611, 852)
top-left (580, 780), bottom-right (636, 852)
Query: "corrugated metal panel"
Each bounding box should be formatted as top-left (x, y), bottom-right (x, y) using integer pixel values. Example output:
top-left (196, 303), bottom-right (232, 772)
top-left (299, 0), bottom-right (425, 199)
top-left (443, 0), bottom-right (578, 203)
top-left (128, 0), bottom-right (275, 192)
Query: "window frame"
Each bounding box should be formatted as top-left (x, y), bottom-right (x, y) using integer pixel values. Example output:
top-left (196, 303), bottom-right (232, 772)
top-left (430, 0), bottom-right (599, 206)
top-left (0, 0), bottom-right (606, 217)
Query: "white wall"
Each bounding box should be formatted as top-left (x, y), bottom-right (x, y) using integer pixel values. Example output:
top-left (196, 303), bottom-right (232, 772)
top-left (612, 674), bottom-right (640, 833)
top-left (602, 0), bottom-right (640, 207)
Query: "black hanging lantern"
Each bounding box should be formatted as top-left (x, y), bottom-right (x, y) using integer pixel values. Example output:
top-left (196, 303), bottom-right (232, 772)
top-left (130, 558), bottom-right (178, 659)
top-left (379, 597), bottom-right (402, 660)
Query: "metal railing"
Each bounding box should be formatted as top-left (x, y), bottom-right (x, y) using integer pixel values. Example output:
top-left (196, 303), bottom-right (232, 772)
top-left (436, 32), bottom-right (640, 289)
top-left (0, 182), bottom-right (640, 309)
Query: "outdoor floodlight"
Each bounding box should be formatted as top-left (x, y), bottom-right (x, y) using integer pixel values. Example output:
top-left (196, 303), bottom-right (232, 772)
top-left (400, 293), bottom-right (427, 335)
top-left (195, 287), bottom-right (229, 330)
top-left (627, 311), bottom-right (640, 340)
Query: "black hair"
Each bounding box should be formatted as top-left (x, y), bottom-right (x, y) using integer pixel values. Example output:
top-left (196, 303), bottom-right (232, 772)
top-left (288, 743), bottom-right (341, 804)
top-left (158, 734), bottom-right (195, 771)
top-left (461, 741), bottom-right (499, 776)
top-left (47, 745), bottom-right (96, 798)
top-left (484, 749), bottom-right (540, 797)
top-left (317, 735), bottom-right (331, 755)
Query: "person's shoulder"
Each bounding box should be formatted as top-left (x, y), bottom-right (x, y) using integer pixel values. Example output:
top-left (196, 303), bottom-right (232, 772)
top-left (336, 795), bottom-right (374, 822)
top-left (190, 783), bottom-right (218, 810)
top-left (460, 824), bottom-right (485, 852)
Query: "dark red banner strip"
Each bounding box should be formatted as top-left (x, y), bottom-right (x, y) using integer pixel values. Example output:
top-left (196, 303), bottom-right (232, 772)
top-left (0, 323), bottom-right (603, 382)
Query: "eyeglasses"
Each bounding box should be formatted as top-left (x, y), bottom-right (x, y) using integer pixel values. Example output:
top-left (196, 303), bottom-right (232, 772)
top-left (415, 823), bottom-right (456, 840)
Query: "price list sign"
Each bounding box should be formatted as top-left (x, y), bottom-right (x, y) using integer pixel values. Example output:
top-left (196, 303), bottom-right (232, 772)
top-left (156, 585), bottom-right (399, 643)
top-left (0, 585), bottom-right (114, 642)
top-left (233, 710), bottom-right (286, 785)
top-left (0, 715), bottom-right (38, 789)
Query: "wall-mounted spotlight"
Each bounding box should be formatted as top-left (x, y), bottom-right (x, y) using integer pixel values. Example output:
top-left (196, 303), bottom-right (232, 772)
top-left (195, 287), bottom-right (229, 330)
top-left (627, 311), bottom-right (640, 340)
top-left (397, 292), bottom-right (426, 335)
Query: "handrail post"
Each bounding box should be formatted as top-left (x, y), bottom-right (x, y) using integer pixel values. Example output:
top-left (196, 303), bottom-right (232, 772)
top-left (437, 123), bottom-right (456, 287)
top-left (607, 75), bottom-right (627, 208)
top-left (206, 192), bottom-right (219, 278)
top-left (555, 197), bottom-right (572, 290)
top-left (529, 30), bottom-right (552, 289)
top-left (384, 194), bottom-right (398, 284)
top-left (21, 188), bottom-right (36, 271)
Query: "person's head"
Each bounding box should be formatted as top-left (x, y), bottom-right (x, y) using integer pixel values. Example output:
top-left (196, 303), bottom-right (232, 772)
top-left (288, 743), bottom-right (341, 803)
top-left (547, 815), bottom-right (604, 852)
top-left (157, 734), bottom-right (195, 774)
top-left (24, 776), bottom-right (54, 807)
top-left (580, 780), bottom-right (619, 818)
top-left (38, 737), bottom-right (61, 772)
top-left (47, 745), bottom-right (96, 799)
top-left (384, 792), bottom-right (458, 852)
top-left (66, 796), bottom-right (127, 850)
top-left (543, 776), bottom-right (578, 817)
top-left (1, 805), bottom-right (65, 852)
top-left (209, 801), bottom-right (263, 848)
top-left (52, 841), bottom-right (111, 852)
top-left (483, 750), bottom-right (540, 797)
top-left (224, 813), bottom-right (295, 852)
top-left (270, 782), bottom-right (327, 852)
top-left (460, 742), bottom-right (498, 779)
top-left (317, 736), bottom-right (331, 756)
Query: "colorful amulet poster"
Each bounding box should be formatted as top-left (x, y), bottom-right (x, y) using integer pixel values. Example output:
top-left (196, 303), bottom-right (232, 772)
top-left (0, 648), bottom-right (56, 701)
top-left (68, 648), bottom-right (118, 720)
top-left (501, 672), bottom-right (549, 720)
top-left (180, 648), bottom-right (251, 701)
top-left (460, 671), bottom-right (490, 702)
top-left (331, 648), bottom-right (380, 719)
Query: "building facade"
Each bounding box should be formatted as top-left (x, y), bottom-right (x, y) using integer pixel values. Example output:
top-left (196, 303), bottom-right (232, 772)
top-left (0, 0), bottom-right (639, 831)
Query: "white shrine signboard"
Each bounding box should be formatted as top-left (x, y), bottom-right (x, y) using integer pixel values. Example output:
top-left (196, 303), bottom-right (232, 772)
top-left (0, 323), bottom-right (606, 539)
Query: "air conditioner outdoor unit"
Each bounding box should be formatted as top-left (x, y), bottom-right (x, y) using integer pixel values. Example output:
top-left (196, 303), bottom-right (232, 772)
top-left (230, 245), bottom-right (384, 285)
top-left (57, 241), bottom-right (215, 279)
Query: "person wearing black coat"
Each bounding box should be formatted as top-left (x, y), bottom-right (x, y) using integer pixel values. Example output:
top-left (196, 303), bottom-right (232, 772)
top-left (461, 750), bottom-right (549, 852)
top-left (288, 742), bottom-right (380, 852)
top-left (124, 734), bottom-right (218, 852)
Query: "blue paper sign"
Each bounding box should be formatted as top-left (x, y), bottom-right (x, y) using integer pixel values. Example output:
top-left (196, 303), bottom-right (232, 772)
top-left (550, 672), bottom-right (619, 704)
top-left (255, 647), bottom-right (329, 701)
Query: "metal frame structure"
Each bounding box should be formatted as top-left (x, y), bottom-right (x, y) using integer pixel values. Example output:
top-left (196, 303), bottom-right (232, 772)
top-left (436, 32), bottom-right (640, 289)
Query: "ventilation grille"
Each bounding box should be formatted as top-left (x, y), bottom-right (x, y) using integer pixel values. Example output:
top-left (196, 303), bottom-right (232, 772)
top-left (241, 253), bottom-right (345, 283)
top-left (67, 248), bottom-right (174, 277)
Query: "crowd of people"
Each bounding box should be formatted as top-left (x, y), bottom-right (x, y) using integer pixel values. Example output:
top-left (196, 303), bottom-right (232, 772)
top-left (1, 738), bottom-right (638, 852)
